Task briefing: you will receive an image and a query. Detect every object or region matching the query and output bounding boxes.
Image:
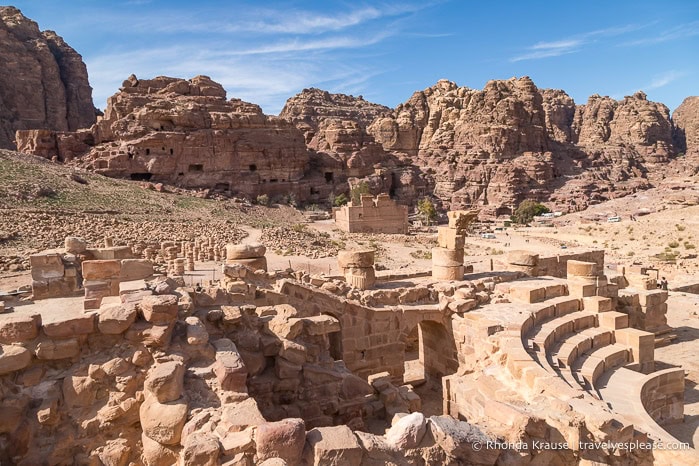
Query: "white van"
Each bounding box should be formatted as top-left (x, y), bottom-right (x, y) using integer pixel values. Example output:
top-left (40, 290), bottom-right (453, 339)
top-left (607, 216), bottom-right (621, 223)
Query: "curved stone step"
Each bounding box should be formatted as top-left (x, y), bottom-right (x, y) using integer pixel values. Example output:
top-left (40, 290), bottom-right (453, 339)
top-left (572, 343), bottom-right (629, 391)
top-left (526, 310), bottom-right (597, 353)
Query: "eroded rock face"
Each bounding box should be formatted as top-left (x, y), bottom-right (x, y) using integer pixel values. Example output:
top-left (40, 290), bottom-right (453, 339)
top-left (673, 96), bottom-right (699, 159)
top-left (17, 74), bottom-right (313, 201)
top-left (367, 78), bottom-right (680, 215)
top-left (0, 7), bottom-right (95, 149)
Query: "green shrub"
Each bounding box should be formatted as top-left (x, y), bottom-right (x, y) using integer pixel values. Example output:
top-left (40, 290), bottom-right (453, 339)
top-left (512, 200), bottom-right (550, 224)
top-left (417, 198), bottom-right (437, 225)
top-left (333, 193), bottom-right (348, 207)
top-left (256, 194), bottom-right (270, 206)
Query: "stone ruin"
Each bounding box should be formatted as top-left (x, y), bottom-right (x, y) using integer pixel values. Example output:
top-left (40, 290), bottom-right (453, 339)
top-left (431, 210), bottom-right (479, 280)
top-left (0, 226), bottom-right (696, 465)
top-left (334, 194), bottom-right (409, 234)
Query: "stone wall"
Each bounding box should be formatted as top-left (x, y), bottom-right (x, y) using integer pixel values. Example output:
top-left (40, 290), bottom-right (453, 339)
top-left (334, 194), bottom-right (408, 234)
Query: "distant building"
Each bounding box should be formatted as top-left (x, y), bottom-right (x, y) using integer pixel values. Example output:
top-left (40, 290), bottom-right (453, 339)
top-left (334, 194), bottom-right (408, 234)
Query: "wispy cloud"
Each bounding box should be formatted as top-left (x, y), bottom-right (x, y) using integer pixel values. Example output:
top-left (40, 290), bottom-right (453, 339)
top-left (510, 23), bottom-right (648, 62)
top-left (620, 21), bottom-right (699, 46)
top-left (646, 70), bottom-right (686, 90)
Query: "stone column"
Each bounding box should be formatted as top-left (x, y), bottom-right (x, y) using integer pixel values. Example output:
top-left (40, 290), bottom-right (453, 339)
top-left (225, 242), bottom-right (267, 271)
top-left (432, 225), bottom-right (464, 281)
top-left (506, 251), bottom-right (539, 276)
top-left (338, 249), bottom-right (376, 290)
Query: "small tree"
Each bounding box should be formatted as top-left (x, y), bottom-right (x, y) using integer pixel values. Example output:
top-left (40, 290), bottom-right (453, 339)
top-left (333, 193), bottom-right (349, 207)
top-left (512, 200), bottom-right (550, 224)
top-left (256, 194), bottom-right (270, 206)
top-left (417, 198), bottom-right (437, 226)
top-left (350, 181), bottom-right (371, 204)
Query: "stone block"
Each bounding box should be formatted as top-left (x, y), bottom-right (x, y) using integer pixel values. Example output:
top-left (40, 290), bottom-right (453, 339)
top-left (139, 395), bottom-right (188, 445)
top-left (509, 285), bottom-right (546, 304)
top-left (30, 253), bottom-right (64, 280)
top-left (228, 256), bottom-right (267, 272)
top-left (437, 227), bottom-right (465, 250)
top-left (0, 344), bottom-right (32, 375)
top-left (65, 237), bottom-right (87, 254)
top-left (637, 290), bottom-right (668, 307)
top-left (0, 315), bottom-right (40, 344)
top-left (566, 260), bottom-right (599, 278)
top-left (140, 294), bottom-right (179, 324)
top-left (614, 328), bottom-right (655, 363)
top-left (431, 247), bottom-right (464, 267)
top-left (212, 338), bottom-right (248, 392)
top-left (568, 282), bottom-right (596, 298)
top-left (583, 296), bottom-right (613, 313)
top-left (124, 322), bottom-right (174, 348)
top-left (305, 425), bottom-right (363, 466)
top-left (303, 315), bottom-right (340, 335)
top-left (226, 242), bottom-right (266, 260)
top-left (507, 250), bottom-right (539, 266)
top-left (185, 317), bottom-right (209, 345)
top-left (432, 265), bottom-right (464, 281)
top-left (120, 259), bottom-right (154, 281)
top-left (598, 311), bottom-right (629, 330)
top-left (43, 313), bottom-right (95, 338)
top-left (82, 260), bottom-right (121, 280)
top-left (255, 418), bottom-right (306, 464)
top-left (219, 398), bottom-right (266, 434)
top-left (98, 304), bottom-right (137, 334)
top-left (337, 250), bottom-right (375, 268)
top-left (145, 361), bottom-right (185, 403)
top-left (35, 338), bottom-right (80, 360)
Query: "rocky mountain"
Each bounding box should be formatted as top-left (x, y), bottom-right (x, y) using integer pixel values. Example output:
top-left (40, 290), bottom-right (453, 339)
top-left (365, 78), bottom-right (682, 216)
top-left (17, 74), bottom-right (319, 202)
top-left (6, 4), bottom-right (696, 218)
top-left (0, 6), bottom-right (96, 150)
top-left (673, 97), bottom-right (699, 158)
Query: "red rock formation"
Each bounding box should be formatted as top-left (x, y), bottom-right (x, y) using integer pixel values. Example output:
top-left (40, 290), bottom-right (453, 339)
top-left (673, 97), bottom-right (699, 158)
top-left (0, 7), bottom-right (95, 149)
top-left (368, 78), bottom-right (679, 216)
top-left (18, 75), bottom-right (316, 202)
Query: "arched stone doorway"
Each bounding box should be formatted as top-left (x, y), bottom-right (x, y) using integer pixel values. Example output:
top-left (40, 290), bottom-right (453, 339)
top-left (403, 319), bottom-right (459, 416)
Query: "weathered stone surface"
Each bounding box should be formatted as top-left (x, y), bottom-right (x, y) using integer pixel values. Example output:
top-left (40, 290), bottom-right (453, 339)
top-left (337, 249), bottom-right (375, 268)
top-left (212, 338), bottom-right (248, 392)
top-left (0, 344), bottom-right (32, 374)
top-left (0, 6), bottom-right (95, 150)
top-left (304, 425), bottom-right (363, 466)
top-left (64, 237), bottom-right (87, 254)
top-left (124, 321), bottom-right (174, 348)
top-left (43, 313), bottom-right (95, 338)
top-left (141, 432), bottom-right (178, 466)
top-left (429, 415), bottom-right (500, 465)
top-left (139, 395), bottom-right (188, 445)
top-left (385, 412), bottom-right (426, 449)
top-left (120, 259), bottom-right (154, 281)
top-left (256, 418), bottom-right (306, 464)
top-left (226, 242), bottom-right (266, 260)
top-left (0, 314), bottom-right (40, 344)
top-left (144, 360), bottom-right (185, 403)
top-left (181, 432), bottom-right (220, 466)
top-left (82, 260), bottom-right (121, 280)
top-left (62, 375), bottom-right (96, 407)
top-left (674, 96), bottom-right (699, 159)
top-left (98, 304), bottom-right (137, 334)
top-left (219, 397), bottom-right (266, 434)
top-left (140, 294), bottom-right (179, 324)
top-left (35, 338), bottom-right (80, 360)
top-left (185, 316), bottom-right (209, 345)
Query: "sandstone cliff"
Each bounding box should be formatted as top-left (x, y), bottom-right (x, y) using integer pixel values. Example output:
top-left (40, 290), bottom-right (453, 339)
top-left (366, 78), bottom-right (680, 215)
top-left (673, 97), bottom-right (699, 158)
top-left (0, 6), bottom-right (95, 149)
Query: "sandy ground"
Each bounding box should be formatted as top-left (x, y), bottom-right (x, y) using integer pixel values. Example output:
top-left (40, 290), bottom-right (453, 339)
top-left (657, 292), bottom-right (699, 447)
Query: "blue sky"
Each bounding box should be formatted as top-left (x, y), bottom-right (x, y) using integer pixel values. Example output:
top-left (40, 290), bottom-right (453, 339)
top-left (8, 0), bottom-right (699, 114)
